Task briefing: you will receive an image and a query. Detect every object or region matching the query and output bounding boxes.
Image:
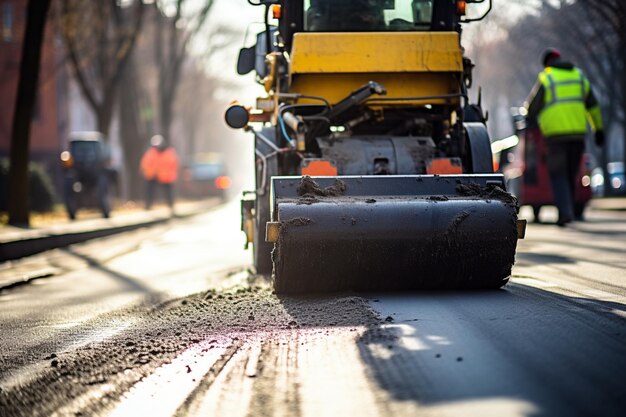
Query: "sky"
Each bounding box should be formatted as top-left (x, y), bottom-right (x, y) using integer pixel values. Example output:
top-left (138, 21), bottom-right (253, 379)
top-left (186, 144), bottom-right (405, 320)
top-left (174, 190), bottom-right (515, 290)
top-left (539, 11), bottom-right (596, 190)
top-left (194, 0), bottom-right (268, 191)
top-left (198, 0), bottom-right (268, 104)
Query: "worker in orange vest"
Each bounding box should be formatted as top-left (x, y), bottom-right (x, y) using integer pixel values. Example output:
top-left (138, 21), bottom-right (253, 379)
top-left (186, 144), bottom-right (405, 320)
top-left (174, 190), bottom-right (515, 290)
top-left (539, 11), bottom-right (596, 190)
top-left (140, 134), bottom-right (179, 210)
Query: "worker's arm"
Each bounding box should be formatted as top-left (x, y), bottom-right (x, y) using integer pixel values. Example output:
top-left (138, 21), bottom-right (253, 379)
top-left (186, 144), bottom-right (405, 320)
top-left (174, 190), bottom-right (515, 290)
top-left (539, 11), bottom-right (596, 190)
top-left (524, 79), bottom-right (544, 121)
top-left (584, 79), bottom-right (603, 132)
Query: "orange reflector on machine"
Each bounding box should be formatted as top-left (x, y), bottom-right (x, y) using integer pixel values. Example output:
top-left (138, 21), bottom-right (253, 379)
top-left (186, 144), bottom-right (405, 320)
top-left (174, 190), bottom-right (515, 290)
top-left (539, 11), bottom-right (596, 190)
top-left (271, 4), bottom-right (281, 19)
top-left (426, 158), bottom-right (463, 175)
top-left (456, 0), bottom-right (467, 15)
top-left (214, 176), bottom-right (232, 190)
top-left (301, 159), bottom-right (338, 176)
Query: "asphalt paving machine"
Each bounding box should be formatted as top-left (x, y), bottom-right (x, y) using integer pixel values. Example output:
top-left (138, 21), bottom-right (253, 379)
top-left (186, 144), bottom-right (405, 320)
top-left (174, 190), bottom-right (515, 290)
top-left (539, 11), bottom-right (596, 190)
top-left (226, 0), bottom-right (526, 293)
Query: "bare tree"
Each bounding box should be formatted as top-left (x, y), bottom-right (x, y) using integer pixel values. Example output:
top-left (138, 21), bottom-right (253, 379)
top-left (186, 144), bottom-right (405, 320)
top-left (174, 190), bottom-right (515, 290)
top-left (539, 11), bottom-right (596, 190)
top-left (174, 22), bottom-right (240, 159)
top-left (118, 53), bottom-right (151, 200)
top-left (8, 0), bottom-right (52, 226)
top-left (471, 0), bottom-right (625, 182)
top-left (59, 0), bottom-right (145, 136)
top-left (152, 0), bottom-right (215, 139)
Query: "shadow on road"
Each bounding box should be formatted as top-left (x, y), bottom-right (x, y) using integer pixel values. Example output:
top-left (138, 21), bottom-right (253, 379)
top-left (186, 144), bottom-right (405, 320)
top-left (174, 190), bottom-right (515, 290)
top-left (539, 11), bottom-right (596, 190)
top-left (516, 252), bottom-right (575, 264)
top-left (62, 248), bottom-right (167, 304)
top-left (348, 284), bottom-right (626, 417)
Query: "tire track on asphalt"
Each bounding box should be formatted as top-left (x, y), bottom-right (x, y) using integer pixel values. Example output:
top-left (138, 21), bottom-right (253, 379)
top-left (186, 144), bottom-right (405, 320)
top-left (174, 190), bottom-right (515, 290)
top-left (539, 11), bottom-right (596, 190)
top-left (2, 290), bottom-right (384, 417)
top-left (297, 327), bottom-right (383, 417)
top-left (177, 341), bottom-right (257, 417)
top-left (102, 340), bottom-right (233, 417)
top-left (181, 328), bottom-right (389, 417)
top-left (244, 336), bottom-right (301, 417)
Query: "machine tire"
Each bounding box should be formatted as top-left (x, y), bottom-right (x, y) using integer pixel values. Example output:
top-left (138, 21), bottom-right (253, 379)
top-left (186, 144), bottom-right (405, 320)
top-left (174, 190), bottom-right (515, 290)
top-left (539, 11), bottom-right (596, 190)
top-left (463, 104), bottom-right (485, 123)
top-left (253, 130), bottom-right (278, 276)
top-left (64, 178), bottom-right (77, 221)
top-left (463, 122), bottom-right (494, 174)
top-left (479, 276), bottom-right (510, 290)
top-left (98, 175), bottom-right (111, 218)
top-left (574, 203), bottom-right (585, 221)
top-left (532, 205), bottom-right (542, 223)
top-left (253, 196), bottom-right (273, 275)
top-left (66, 206), bottom-right (76, 221)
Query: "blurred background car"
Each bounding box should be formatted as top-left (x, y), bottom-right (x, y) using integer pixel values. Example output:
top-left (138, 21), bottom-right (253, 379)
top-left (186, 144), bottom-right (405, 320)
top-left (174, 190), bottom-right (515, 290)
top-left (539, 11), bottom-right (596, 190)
top-left (61, 132), bottom-right (116, 220)
top-left (591, 162), bottom-right (625, 196)
top-left (180, 153), bottom-right (231, 201)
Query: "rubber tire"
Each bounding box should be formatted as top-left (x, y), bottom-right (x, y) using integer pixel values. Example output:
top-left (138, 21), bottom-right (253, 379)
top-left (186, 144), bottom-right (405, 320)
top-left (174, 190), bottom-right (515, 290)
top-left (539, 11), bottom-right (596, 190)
top-left (479, 276), bottom-right (510, 290)
top-left (532, 205), bottom-right (542, 223)
top-left (463, 122), bottom-right (494, 174)
top-left (253, 150), bottom-right (277, 276)
top-left (98, 175), bottom-right (111, 219)
top-left (66, 207), bottom-right (76, 221)
top-left (574, 203), bottom-right (585, 221)
top-left (253, 196), bottom-right (273, 275)
top-left (64, 178), bottom-right (77, 221)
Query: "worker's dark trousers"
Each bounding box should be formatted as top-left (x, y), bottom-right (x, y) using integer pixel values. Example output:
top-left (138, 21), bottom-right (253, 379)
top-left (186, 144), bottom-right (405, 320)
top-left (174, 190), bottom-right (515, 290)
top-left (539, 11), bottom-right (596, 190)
top-left (145, 179), bottom-right (174, 209)
top-left (546, 139), bottom-right (585, 222)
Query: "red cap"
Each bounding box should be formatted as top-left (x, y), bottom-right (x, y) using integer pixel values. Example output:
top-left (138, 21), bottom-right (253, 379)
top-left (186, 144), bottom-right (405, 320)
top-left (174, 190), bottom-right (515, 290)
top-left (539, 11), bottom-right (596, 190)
top-left (542, 48), bottom-right (561, 67)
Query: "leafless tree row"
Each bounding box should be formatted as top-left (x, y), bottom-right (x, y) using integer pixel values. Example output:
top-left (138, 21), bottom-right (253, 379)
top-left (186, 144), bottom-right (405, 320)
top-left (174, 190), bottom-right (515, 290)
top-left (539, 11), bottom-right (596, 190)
top-left (56, 0), bottom-right (222, 198)
top-left (471, 0), bottom-right (625, 166)
top-left (9, 0), bottom-right (225, 225)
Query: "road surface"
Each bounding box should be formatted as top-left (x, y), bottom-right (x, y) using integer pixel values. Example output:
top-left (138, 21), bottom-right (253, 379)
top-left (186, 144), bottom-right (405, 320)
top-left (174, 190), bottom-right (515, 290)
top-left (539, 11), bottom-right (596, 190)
top-left (1, 202), bottom-right (625, 417)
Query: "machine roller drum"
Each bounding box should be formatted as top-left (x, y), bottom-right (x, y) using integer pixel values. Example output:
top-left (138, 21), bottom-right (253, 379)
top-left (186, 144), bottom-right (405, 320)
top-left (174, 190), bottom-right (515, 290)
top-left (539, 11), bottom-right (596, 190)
top-left (268, 176), bottom-right (520, 294)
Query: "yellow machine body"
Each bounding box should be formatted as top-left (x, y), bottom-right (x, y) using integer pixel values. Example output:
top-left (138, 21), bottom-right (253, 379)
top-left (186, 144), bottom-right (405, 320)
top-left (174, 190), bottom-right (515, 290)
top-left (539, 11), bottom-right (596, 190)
top-left (289, 32), bottom-right (463, 105)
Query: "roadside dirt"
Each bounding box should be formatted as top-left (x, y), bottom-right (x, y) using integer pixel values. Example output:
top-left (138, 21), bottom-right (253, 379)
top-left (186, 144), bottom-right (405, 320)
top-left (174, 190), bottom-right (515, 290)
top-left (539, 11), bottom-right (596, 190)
top-left (298, 176), bottom-right (346, 197)
top-left (0, 285), bottom-right (381, 417)
top-left (296, 176), bottom-right (346, 205)
top-left (456, 182), bottom-right (518, 208)
top-left (282, 217), bottom-right (313, 227)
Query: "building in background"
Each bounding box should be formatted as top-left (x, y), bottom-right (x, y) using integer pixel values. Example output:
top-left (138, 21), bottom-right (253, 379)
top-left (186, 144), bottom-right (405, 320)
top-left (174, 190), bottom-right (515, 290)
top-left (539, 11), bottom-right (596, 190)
top-left (0, 0), bottom-right (69, 194)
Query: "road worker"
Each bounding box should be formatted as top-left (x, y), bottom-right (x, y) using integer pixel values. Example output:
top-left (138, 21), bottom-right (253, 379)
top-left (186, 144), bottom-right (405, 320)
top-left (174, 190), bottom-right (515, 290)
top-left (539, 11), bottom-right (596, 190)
top-left (525, 48), bottom-right (604, 226)
top-left (140, 134), bottom-right (179, 210)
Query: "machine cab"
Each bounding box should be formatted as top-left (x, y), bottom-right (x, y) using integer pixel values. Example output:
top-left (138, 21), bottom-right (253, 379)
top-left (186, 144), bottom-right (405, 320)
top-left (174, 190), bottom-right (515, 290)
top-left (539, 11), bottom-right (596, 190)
top-left (237, 0), bottom-right (476, 79)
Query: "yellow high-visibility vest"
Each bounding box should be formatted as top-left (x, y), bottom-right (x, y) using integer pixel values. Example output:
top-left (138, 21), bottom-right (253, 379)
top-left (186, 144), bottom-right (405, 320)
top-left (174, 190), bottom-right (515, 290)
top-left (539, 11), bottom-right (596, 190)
top-left (538, 66), bottom-right (602, 138)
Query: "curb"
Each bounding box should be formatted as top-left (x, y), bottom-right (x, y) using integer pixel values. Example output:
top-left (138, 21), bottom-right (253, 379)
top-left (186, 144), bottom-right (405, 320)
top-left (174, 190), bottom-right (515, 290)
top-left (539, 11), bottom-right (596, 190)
top-left (589, 199), bottom-right (626, 212)
top-left (0, 201), bottom-right (218, 264)
top-left (0, 272), bottom-right (55, 291)
top-left (0, 218), bottom-right (166, 263)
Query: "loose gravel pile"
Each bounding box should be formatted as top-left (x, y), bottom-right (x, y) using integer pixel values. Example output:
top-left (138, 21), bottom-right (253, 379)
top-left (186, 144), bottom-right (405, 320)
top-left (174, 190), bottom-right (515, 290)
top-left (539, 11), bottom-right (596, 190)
top-left (0, 285), bottom-right (381, 417)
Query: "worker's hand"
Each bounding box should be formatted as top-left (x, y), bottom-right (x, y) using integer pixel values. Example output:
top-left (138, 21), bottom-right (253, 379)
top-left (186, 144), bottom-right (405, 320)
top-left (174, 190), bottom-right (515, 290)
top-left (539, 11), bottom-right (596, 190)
top-left (595, 131), bottom-right (605, 147)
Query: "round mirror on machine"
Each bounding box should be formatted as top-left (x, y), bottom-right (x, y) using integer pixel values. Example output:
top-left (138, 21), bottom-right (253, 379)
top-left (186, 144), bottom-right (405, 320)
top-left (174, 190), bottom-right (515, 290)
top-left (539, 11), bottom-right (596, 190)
top-left (225, 105), bottom-right (250, 129)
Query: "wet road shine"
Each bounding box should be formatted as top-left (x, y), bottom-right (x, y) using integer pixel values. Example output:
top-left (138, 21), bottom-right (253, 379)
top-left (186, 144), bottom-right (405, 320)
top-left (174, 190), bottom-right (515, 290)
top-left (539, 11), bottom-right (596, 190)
top-left (1, 203), bottom-right (625, 417)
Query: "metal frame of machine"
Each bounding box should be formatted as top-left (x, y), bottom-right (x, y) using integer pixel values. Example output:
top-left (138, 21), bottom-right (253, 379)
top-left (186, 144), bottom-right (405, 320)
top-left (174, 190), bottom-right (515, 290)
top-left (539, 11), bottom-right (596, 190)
top-left (227, 0), bottom-right (525, 293)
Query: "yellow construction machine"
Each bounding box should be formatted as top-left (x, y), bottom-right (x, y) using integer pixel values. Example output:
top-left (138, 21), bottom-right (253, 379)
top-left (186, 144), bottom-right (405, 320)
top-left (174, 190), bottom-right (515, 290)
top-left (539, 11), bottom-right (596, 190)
top-left (226, 0), bottom-right (526, 293)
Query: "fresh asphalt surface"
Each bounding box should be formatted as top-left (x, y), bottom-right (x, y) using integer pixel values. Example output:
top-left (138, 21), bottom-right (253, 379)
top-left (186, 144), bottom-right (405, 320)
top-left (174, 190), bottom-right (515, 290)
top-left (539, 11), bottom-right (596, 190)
top-left (0, 202), bottom-right (625, 417)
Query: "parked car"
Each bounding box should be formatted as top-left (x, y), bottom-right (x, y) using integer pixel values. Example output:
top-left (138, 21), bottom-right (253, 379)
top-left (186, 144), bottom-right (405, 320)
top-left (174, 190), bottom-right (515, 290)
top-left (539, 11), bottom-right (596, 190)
top-left (591, 162), bottom-right (626, 196)
top-left (181, 153), bottom-right (231, 200)
top-left (497, 111), bottom-right (591, 221)
top-left (60, 132), bottom-right (115, 219)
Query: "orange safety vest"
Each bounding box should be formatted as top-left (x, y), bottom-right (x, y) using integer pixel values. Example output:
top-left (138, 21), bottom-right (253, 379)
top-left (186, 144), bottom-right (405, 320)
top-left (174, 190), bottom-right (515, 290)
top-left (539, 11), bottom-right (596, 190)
top-left (140, 147), bottom-right (179, 184)
top-left (157, 147), bottom-right (179, 184)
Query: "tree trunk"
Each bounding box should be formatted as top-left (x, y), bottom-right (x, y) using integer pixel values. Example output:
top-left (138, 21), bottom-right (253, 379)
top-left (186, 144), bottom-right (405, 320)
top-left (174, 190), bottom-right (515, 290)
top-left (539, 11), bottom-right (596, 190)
top-left (8, 0), bottom-right (52, 227)
top-left (96, 96), bottom-right (116, 138)
top-left (159, 96), bottom-right (173, 141)
top-left (621, 21), bottom-right (626, 178)
top-left (61, 0), bottom-right (145, 144)
top-left (119, 58), bottom-right (147, 200)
